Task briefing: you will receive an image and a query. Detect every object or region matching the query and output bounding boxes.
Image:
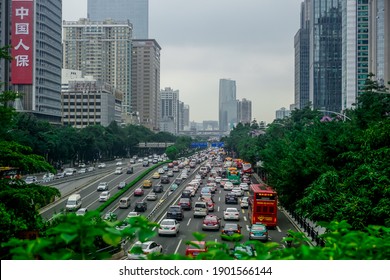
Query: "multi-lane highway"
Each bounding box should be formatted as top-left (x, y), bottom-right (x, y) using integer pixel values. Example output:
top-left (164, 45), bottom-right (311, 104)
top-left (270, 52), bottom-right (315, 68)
top-left (39, 158), bottom-right (302, 258)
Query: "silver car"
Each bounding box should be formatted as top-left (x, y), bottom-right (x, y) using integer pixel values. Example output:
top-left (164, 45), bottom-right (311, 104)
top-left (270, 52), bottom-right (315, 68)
top-left (158, 219), bottom-right (180, 236)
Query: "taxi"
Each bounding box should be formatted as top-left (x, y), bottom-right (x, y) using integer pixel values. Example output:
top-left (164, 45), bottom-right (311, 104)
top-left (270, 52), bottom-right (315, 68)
top-left (143, 179), bottom-right (152, 188)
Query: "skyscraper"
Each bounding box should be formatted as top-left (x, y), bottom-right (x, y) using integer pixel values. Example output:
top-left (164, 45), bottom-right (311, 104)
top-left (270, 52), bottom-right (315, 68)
top-left (219, 79), bottom-right (237, 132)
top-left (63, 18), bottom-right (133, 116)
top-left (160, 87), bottom-right (179, 134)
top-left (9, 0), bottom-right (63, 123)
top-left (237, 98), bottom-right (252, 124)
top-left (87, 0), bottom-right (149, 39)
top-left (131, 39), bottom-right (161, 131)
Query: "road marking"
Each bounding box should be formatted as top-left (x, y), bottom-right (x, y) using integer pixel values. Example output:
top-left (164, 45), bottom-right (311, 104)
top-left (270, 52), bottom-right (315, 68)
top-left (174, 239), bottom-right (182, 254)
top-left (276, 226), bottom-right (282, 232)
top-left (243, 216), bottom-right (247, 222)
top-left (217, 206), bottom-right (220, 212)
top-left (246, 225), bottom-right (250, 231)
top-left (187, 218), bottom-right (192, 226)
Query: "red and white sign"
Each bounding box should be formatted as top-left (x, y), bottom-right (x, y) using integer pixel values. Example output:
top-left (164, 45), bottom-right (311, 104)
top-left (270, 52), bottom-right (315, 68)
top-left (11, 0), bottom-right (34, 85)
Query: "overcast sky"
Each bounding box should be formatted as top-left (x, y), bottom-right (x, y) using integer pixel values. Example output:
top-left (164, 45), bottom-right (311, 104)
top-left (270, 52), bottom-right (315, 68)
top-left (63, 0), bottom-right (303, 124)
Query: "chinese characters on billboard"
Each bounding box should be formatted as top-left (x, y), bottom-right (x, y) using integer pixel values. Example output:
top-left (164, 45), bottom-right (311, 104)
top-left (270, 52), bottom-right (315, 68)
top-left (11, 0), bottom-right (34, 85)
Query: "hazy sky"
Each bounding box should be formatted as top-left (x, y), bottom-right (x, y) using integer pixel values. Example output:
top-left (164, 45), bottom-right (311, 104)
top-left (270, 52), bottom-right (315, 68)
top-left (63, 0), bottom-right (302, 124)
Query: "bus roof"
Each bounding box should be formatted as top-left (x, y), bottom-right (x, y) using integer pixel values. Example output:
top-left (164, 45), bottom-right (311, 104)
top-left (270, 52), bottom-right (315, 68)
top-left (250, 183), bottom-right (276, 194)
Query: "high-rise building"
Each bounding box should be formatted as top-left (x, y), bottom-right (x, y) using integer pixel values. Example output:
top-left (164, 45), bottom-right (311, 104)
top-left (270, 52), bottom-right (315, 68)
top-left (160, 87), bottom-right (179, 134)
top-left (131, 39), bottom-right (161, 131)
top-left (294, 1), bottom-right (310, 109)
top-left (183, 104), bottom-right (190, 129)
top-left (62, 18), bottom-right (133, 118)
top-left (310, 0), bottom-right (343, 113)
top-left (6, 0), bottom-right (63, 123)
top-left (61, 70), bottom-right (122, 128)
top-left (87, 0), bottom-right (149, 39)
top-left (237, 98), bottom-right (252, 124)
top-left (219, 79), bottom-right (237, 132)
top-left (275, 107), bottom-right (291, 119)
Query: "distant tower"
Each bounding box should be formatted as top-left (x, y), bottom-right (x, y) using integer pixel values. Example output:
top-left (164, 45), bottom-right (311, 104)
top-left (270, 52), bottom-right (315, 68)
top-left (219, 79), bottom-right (237, 132)
top-left (237, 98), bottom-right (252, 124)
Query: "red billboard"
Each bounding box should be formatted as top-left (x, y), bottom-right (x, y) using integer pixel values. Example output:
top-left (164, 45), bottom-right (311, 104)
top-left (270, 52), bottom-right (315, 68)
top-left (11, 0), bottom-right (34, 85)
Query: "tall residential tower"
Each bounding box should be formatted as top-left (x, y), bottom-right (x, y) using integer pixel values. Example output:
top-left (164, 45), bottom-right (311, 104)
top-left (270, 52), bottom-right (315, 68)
top-left (219, 79), bottom-right (237, 132)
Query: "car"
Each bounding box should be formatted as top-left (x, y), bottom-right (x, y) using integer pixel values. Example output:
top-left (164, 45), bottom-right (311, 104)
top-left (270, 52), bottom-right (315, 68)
top-left (223, 207), bottom-right (240, 220)
top-left (242, 176), bottom-right (251, 184)
top-left (55, 172), bottom-right (65, 179)
top-left (126, 167), bottom-right (134, 174)
top-left (146, 192), bottom-right (158, 201)
top-left (221, 223), bottom-right (242, 241)
top-left (225, 193), bottom-right (238, 204)
top-left (129, 159), bottom-right (136, 164)
top-left (114, 167), bottom-right (123, 174)
top-left (167, 205), bottom-right (184, 220)
top-left (99, 191), bottom-right (111, 202)
top-left (64, 168), bottom-right (76, 176)
top-left (248, 223), bottom-right (269, 241)
top-left (97, 182), bottom-right (109, 191)
top-left (181, 189), bottom-right (192, 199)
top-left (87, 166), bottom-right (95, 172)
top-left (215, 176), bottom-right (222, 183)
top-left (134, 201), bottom-right (147, 212)
top-left (158, 219), bottom-right (180, 236)
top-left (231, 186), bottom-right (244, 197)
top-left (143, 179), bottom-right (152, 188)
top-left (97, 163), bottom-right (106, 168)
top-left (134, 188), bottom-right (144, 196)
top-left (220, 178), bottom-right (230, 187)
top-left (117, 181), bottom-right (126, 189)
top-left (231, 244), bottom-right (255, 259)
top-left (169, 183), bottom-right (179, 192)
top-left (206, 183), bottom-right (217, 193)
top-left (78, 163), bottom-right (86, 168)
top-left (180, 172), bottom-right (188, 179)
top-left (128, 241), bottom-right (163, 260)
top-left (240, 197), bottom-right (249, 208)
top-left (116, 161), bottom-right (123, 166)
top-left (200, 186), bottom-right (212, 197)
top-left (127, 211), bottom-right (140, 218)
top-left (184, 186), bottom-right (196, 197)
top-left (174, 177), bottom-right (183, 185)
top-left (42, 173), bottom-right (55, 182)
top-left (178, 198), bottom-right (192, 210)
top-left (103, 211), bottom-right (117, 221)
top-left (78, 168), bottom-right (87, 174)
top-left (224, 181), bottom-right (234, 191)
top-left (24, 176), bottom-right (38, 184)
top-left (202, 196), bottom-right (215, 212)
top-left (202, 214), bottom-right (221, 230)
top-left (161, 176), bottom-right (170, 184)
top-left (75, 208), bottom-right (88, 216)
top-left (193, 201), bottom-right (208, 218)
top-left (152, 172), bottom-right (160, 179)
top-left (185, 241), bottom-right (207, 258)
top-left (239, 182), bottom-right (249, 191)
top-left (153, 184), bottom-right (163, 193)
top-left (142, 161), bottom-right (149, 167)
top-left (158, 168), bottom-right (165, 174)
top-left (172, 166), bottom-right (179, 172)
top-left (167, 170), bottom-right (174, 177)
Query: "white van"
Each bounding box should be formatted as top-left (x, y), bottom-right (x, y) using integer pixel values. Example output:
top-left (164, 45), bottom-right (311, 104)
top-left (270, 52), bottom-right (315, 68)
top-left (66, 194), bottom-right (82, 211)
top-left (193, 201), bottom-right (208, 218)
top-left (119, 196), bottom-right (131, 209)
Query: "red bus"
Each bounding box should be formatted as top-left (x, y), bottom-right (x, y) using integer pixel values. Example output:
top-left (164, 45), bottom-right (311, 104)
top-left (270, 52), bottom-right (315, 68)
top-left (248, 183), bottom-right (278, 228)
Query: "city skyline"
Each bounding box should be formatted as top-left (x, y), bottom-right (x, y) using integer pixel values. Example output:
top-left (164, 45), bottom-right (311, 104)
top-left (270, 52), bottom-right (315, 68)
top-left (62, 0), bottom-right (302, 124)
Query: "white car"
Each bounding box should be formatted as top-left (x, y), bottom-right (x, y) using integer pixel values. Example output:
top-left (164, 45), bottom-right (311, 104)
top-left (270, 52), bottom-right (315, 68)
top-left (158, 219), bottom-right (180, 236)
top-left (127, 211), bottom-right (140, 218)
top-left (231, 186), bottom-right (244, 197)
top-left (99, 191), bottom-right (111, 202)
top-left (116, 161), bottom-right (123, 166)
top-left (215, 176), bottom-right (222, 183)
top-left (24, 176), bottom-right (38, 184)
top-left (42, 173), bottom-right (54, 182)
top-left (146, 192), bottom-right (158, 201)
top-left (97, 182), bottom-right (108, 191)
top-left (76, 208), bottom-right (88, 216)
top-left (98, 163), bottom-right (106, 168)
top-left (128, 241), bottom-right (163, 260)
top-left (240, 197), bottom-right (249, 209)
top-left (223, 207), bottom-right (240, 221)
top-left (78, 168), bottom-right (87, 174)
top-left (223, 181), bottom-right (234, 191)
top-left (114, 167), bottom-right (123, 174)
top-left (239, 182), bottom-right (249, 191)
